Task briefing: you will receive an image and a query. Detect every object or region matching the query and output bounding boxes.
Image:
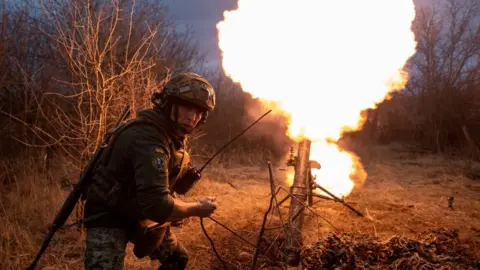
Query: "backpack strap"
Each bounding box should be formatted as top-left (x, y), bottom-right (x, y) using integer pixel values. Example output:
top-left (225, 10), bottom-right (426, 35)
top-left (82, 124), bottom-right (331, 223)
top-left (81, 117), bottom-right (175, 202)
top-left (97, 117), bottom-right (175, 168)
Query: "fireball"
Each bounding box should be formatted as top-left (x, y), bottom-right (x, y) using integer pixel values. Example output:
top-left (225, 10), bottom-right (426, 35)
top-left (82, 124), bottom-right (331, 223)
top-left (217, 0), bottom-right (417, 197)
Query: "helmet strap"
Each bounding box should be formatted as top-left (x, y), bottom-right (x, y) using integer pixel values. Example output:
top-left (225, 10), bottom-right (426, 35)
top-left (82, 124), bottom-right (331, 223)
top-left (170, 103), bottom-right (193, 135)
top-left (200, 111), bottom-right (208, 125)
top-left (158, 98), bottom-right (209, 135)
top-left (173, 103), bottom-right (179, 123)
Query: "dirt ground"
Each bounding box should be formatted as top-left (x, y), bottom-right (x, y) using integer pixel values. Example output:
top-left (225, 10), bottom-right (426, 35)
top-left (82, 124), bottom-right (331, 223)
top-left (2, 143), bottom-right (480, 269)
top-left (127, 143), bottom-right (480, 269)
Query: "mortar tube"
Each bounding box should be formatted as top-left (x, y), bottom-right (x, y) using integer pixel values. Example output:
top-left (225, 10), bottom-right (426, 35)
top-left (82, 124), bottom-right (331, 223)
top-left (285, 139), bottom-right (311, 266)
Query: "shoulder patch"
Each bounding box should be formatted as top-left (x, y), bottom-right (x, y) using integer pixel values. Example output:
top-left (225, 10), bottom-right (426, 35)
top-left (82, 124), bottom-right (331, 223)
top-left (151, 147), bottom-right (168, 173)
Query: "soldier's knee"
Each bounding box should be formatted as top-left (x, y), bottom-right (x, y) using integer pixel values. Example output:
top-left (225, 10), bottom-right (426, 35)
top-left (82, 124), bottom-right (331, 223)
top-left (176, 243), bottom-right (189, 265)
top-left (158, 244), bottom-right (188, 270)
top-left (84, 227), bottom-right (128, 270)
top-left (175, 252), bottom-right (189, 268)
top-left (158, 259), bottom-right (188, 270)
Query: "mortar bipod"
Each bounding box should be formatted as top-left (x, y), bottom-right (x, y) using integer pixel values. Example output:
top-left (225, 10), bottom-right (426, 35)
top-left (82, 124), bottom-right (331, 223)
top-left (276, 160), bottom-right (363, 222)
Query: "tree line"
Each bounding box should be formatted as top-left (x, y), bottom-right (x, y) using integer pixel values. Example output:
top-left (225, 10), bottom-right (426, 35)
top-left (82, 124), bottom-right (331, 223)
top-left (0, 0), bottom-right (479, 184)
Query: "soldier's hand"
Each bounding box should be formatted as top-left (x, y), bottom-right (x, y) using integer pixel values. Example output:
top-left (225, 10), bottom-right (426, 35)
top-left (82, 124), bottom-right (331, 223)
top-left (195, 197), bottom-right (217, 217)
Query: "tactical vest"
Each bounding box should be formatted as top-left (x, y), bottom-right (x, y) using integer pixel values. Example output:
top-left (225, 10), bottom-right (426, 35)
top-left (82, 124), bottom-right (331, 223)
top-left (89, 116), bottom-right (190, 211)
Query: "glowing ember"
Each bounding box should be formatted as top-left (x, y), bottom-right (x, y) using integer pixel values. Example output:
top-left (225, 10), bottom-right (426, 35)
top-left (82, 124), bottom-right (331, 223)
top-left (217, 0), bottom-right (417, 197)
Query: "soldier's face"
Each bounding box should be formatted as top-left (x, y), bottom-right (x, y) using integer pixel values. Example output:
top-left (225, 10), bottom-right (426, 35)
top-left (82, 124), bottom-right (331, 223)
top-left (173, 104), bottom-right (204, 132)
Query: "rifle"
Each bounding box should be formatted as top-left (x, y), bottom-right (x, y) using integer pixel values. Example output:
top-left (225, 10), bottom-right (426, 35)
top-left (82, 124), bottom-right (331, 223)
top-left (26, 106), bottom-right (131, 270)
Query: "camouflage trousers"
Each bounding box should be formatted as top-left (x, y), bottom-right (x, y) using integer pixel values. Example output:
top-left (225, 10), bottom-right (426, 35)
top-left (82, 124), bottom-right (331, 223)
top-left (84, 226), bottom-right (188, 270)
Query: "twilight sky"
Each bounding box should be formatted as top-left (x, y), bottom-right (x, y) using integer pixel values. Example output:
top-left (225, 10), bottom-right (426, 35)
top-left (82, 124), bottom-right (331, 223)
top-left (163, 0), bottom-right (436, 69)
top-left (163, 0), bottom-right (237, 68)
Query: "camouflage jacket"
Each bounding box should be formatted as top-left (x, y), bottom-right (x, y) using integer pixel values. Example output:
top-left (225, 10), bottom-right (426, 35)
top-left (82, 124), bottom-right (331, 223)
top-left (83, 108), bottom-right (190, 230)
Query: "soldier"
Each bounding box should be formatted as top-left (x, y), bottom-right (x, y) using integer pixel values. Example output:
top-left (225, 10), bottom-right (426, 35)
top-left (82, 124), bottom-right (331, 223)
top-left (83, 72), bottom-right (218, 269)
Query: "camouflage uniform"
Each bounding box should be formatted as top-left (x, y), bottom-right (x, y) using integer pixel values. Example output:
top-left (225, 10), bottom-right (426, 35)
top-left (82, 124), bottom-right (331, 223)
top-left (83, 72), bottom-right (215, 270)
top-left (84, 226), bottom-right (187, 269)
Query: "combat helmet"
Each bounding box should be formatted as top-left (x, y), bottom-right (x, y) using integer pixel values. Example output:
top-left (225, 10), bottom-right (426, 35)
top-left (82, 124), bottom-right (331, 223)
top-left (152, 72), bottom-right (216, 128)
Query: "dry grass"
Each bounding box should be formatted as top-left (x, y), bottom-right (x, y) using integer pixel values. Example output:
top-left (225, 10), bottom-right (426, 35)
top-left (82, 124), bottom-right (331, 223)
top-left (0, 156), bottom-right (83, 269)
top-left (1, 143), bottom-right (480, 269)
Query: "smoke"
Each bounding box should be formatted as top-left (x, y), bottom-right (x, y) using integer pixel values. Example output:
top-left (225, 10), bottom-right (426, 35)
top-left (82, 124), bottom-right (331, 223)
top-left (243, 94), bottom-right (294, 164)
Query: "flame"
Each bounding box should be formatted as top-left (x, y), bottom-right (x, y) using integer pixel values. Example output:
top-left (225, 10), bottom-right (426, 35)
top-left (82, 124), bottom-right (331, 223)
top-left (217, 0), bottom-right (417, 198)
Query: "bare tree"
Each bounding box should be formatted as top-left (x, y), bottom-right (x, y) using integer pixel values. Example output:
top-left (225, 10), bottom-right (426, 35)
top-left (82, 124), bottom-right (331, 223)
top-left (366, 0), bottom-right (480, 153)
top-left (21, 0), bottom-right (204, 166)
top-left (0, 0), bottom-right (55, 158)
top-left (0, 0), bottom-right (289, 170)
